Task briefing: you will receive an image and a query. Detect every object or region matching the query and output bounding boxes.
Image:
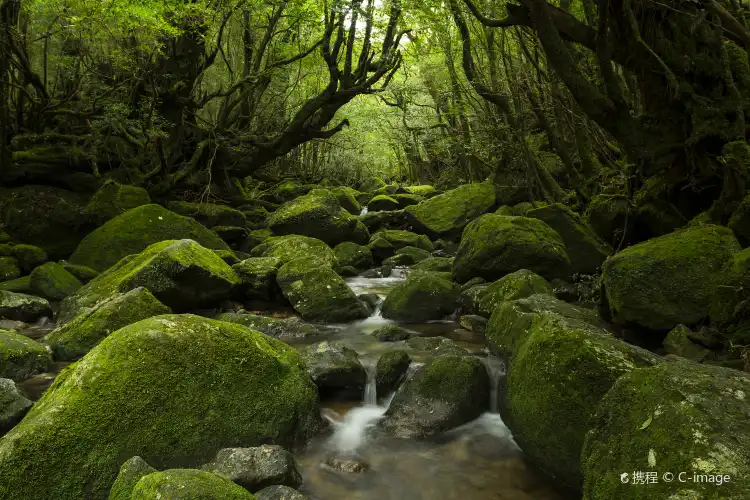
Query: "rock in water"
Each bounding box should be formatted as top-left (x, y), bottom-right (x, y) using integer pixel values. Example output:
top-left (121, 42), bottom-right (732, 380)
top-left (452, 214), bottom-right (571, 284)
top-left (381, 273), bottom-right (458, 322)
top-left (68, 204), bottom-right (230, 272)
top-left (0, 329), bottom-right (52, 380)
top-left (254, 485), bottom-right (309, 500)
top-left (375, 349), bottom-right (411, 396)
top-left (202, 445), bottom-right (302, 491)
top-left (379, 354), bottom-right (489, 438)
top-left (404, 183), bottom-right (496, 240)
top-left (582, 360), bottom-right (750, 499)
top-left (130, 469), bottom-right (254, 499)
top-left (0, 290), bottom-right (52, 322)
top-left (58, 239), bottom-right (239, 324)
top-left (45, 287), bottom-right (172, 360)
top-left (215, 313), bottom-right (336, 341)
top-left (371, 325), bottom-right (414, 342)
top-left (0, 378), bottom-right (33, 435)
top-left (602, 224), bottom-right (739, 331)
top-left (299, 341), bottom-right (366, 400)
top-left (0, 314), bottom-right (321, 500)
top-left (367, 230), bottom-right (433, 263)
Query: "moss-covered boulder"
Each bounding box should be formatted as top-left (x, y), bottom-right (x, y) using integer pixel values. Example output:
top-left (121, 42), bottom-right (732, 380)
top-left (0, 276), bottom-right (32, 293)
top-left (329, 186), bottom-right (362, 215)
top-left (391, 194), bottom-right (423, 209)
top-left (299, 341), bottom-right (366, 400)
top-left (584, 194), bottom-right (633, 247)
top-left (379, 354), bottom-right (489, 438)
top-left (602, 225), bottom-right (739, 331)
top-left (382, 246), bottom-right (432, 267)
top-left (239, 205), bottom-right (271, 229)
top-left (108, 456), bottom-right (157, 500)
top-left (727, 192), bottom-right (750, 246)
top-left (581, 360), bottom-right (750, 499)
top-left (276, 261), bottom-right (367, 322)
top-left (215, 313), bottom-right (336, 341)
top-left (526, 203), bottom-right (611, 275)
top-left (0, 257), bottom-right (20, 282)
top-left (709, 248), bottom-right (750, 344)
top-left (69, 204), bottom-right (230, 272)
top-left (0, 329), bottom-right (52, 380)
top-left (165, 201), bottom-right (246, 229)
top-left (334, 242), bottom-right (373, 271)
top-left (452, 214), bottom-right (571, 283)
top-left (267, 190), bottom-right (365, 246)
top-left (368, 230), bottom-right (433, 263)
top-left (10, 244), bottom-right (47, 273)
top-left (202, 445), bottom-right (301, 492)
top-left (372, 324), bottom-right (414, 342)
top-left (130, 469), bottom-right (255, 499)
top-left (504, 312), bottom-right (660, 487)
top-left (662, 324), bottom-right (711, 361)
top-left (0, 314), bottom-right (321, 500)
top-left (368, 195), bottom-right (400, 212)
top-left (359, 177), bottom-right (387, 193)
top-left (84, 181), bottom-right (151, 225)
top-left (376, 349), bottom-right (411, 396)
top-left (241, 229), bottom-right (274, 254)
top-left (59, 240), bottom-right (239, 324)
top-left (250, 235), bottom-right (336, 267)
top-left (359, 209), bottom-right (406, 233)
top-left (475, 269), bottom-right (553, 317)
top-left (0, 185), bottom-right (88, 259)
top-left (45, 287), bottom-right (171, 360)
top-left (29, 262), bottom-right (82, 300)
top-left (404, 183), bottom-right (496, 240)
top-left (273, 180), bottom-right (317, 203)
top-left (403, 185), bottom-right (435, 196)
top-left (381, 273), bottom-right (458, 322)
top-left (61, 263), bottom-right (99, 283)
top-left (232, 258), bottom-right (282, 302)
top-left (0, 378), bottom-right (33, 436)
top-left (254, 485), bottom-right (307, 500)
top-left (0, 290), bottom-right (52, 322)
top-left (411, 256), bottom-right (453, 273)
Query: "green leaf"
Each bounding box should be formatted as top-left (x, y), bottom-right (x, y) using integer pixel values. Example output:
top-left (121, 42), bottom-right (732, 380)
top-left (639, 414), bottom-right (653, 430)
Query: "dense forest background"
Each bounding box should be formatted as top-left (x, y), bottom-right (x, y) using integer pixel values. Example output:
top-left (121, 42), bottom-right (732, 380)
top-left (3, 0), bottom-right (750, 246)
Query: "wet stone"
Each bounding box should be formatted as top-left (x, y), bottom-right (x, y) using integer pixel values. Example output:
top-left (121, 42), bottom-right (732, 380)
top-left (321, 456), bottom-right (370, 473)
top-left (202, 445), bottom-right (302, 492)
top-left (254, 485), bottom-right (310, 500)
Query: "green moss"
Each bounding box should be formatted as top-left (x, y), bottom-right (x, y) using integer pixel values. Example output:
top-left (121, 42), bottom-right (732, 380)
top-left (45, 287), bottom-right (172, 360)
top-left (0, 290), bottom-right (53, 322)
top-left (330, 186), bottom-right (362, 215)
top-left (368, 195), bottom-right (400, 212)
top-left (0, 276), bottom-right (32, 293)
top-left (452, 214), bottom-right (570, 283)
top-left (232, 257), bottom-right (281, 301)
top-left (0, 314), bottom-right (320, 500)
top-left (381, 273), bottom-right (458, 322)
top-left (382, 246), bottom-right (431, 266)
top-left (0, 257), bottom-right (20, 282)
top-left (273, 180), bottom-right (317, 202)
top-left (404, 185), bottom-right (435, 196)
top-left (375, 349), bottom-right (411, 395)
top-left (250, 235), bottom-right (336, 267)
top-left (131, 469), bottom-right (255, 499)
top-left (84, 181), bottom-right (151, 225)
top-left (30, 262), bottom-right (82, 300)
top-left (165, 201), bottom-right (246, 228)
top-left (404, 183), bottom-right (496, 239)
top-left (506, 313), bottom-right (659, 487)
top-left (108, 456), bottom-right (157, 500)
top-left (585, 194), bottom-right (633, 246)
top-left (728, 192), bottom-right (750, 246)
top-left (709, 248), bottom-right (750, 344)
top-left (369, 230), bottom-right (434, 254)
top-left (69, 204), bottom-right (230, 272)
top-left (334, 242), bottom-right (373, 271)
top-left (411, 257), bottom-right (453, 273)
top-left (10, 244), bottom-right (47, 273)
top-left (0, 329), bottom-right (52, 380)
top-left (359, 177), bottom-right (387, 193)
top-left (475, 269), bottom-right (552, 317)
top-left (241, 229), bottom-right (273, 254)
top-left (602, 225), bottom-right (739, 331)
top-left (59, 240), bottom-right (239, 324)
top-left (61, 263), bottom-right (99, 283)
top-left (214, 249), bottom-right (240, 265)
top-left (582, 361), bottom-right (750, 499)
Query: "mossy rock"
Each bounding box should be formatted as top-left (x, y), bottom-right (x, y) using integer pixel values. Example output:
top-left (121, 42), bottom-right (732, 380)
top-left (709, 247), bottom-right (750, 344)
top-left (61, 263), bottom-right (99, 283)
top-left (0, 257), bottom-right (20, 282)
top-left (273, 180), bottom-right (317, 203)
top-left (0, 232), bottom-right (10, 244)
top-left (367, 195), bottom-right (400, 212)
top-left (381, 273), bottom-right (458, 322)
top-left (728, 192), bottom-right (750, 247)
top-left (250, 235), bottom-right (335, 267)
top-left (602, 225), bottom-right (739, 331)
top-left (475, 269), bottom-right (553, 317)
top-left (379, 354), bottom-right (489, 438)
top-left (201, 445), bottom-right (301, 492)
top-left (581, 360), bottom-right (750, 500)
top-left (299, 341), bottom-right (365, 400)
top-left (372, 324), bottom-right (414, 342)
top-left (215, 313), bottom-right (335, 341)
top-left (108, 456), bottom-right (157, 500)
top-left (254, 485), bottom-right (306, 500)
top-left (45, 287), bottom-right (172, 361)
top-left (0, 276), bottom-right (32, 293)
top-left (329, 186), bottom-right (362, 215)
top-left (368, 230), bottom-right (433, 263)
top-left (0, 290), bottom-right (52, 322)
top-left (495, 206), bottom-right (515, 216)
top-left (662, 324), bottom-right (710, 361)
top-left (241, 229), bottom-right (274, 254)
top-left (404, 183), bottom-right (496, 240)
top-left (277, 262), bottom-right (368, 322)
top-left (411, 257), bottom-right (454, 273)
top-left (527, 203), bottom-right (611, 275)
top-left (267, 189), bottom-right (365, 246)
top-left (10, 244), bottom-right (47, 273)
top-left (0, 378), bottom-right (33, 436)
top-left (584, 194), bottom-right (633, 247)
top-left (165, 201), bottom-right (246, 229)
top-left (0, 329), bottom-right (52, 380)
top-left (486, 293), bottom-right (607, 358)
top-left (359, 177), bottom-right (387, 193)
top-left (130, 469), bottom-right (255, 499)
top-left (232, 257), bottom-right (282, 301)
top-left (0, 185), bottom-right (88, 259)
top-left (359, 210), bottom-right (406, 233)
top-left (452, 214), bottom-right (571, 284)
top-left (505, 313), bottom-right (660, 487)
top-left (391, 193), bottom-right (422, 209)
top-left (239, 205), bottom-right (271, 228)
top-left (30, 262), bottom-right (82, 301)
top-left (403, 185), bottom-right (435, 196)
top-left (59, 240), bottom-right (239, 324)
top-left (334, 242), bottom-right (373, 271)
top-left (382, 246), bottom-right (432, 267)
top-left (376, 349), bottom-right (411, 396)
top-left (69, 204), bottom-right (230, 272)
top-left (0, 314), bottom-right (320, 500)
top-left (84, 181), bottom-right (151, 225)
top-left (214, 249), bottom-right (240, 265)
top-left (372, 184), bottom-right (400, 196)
top-left (214, 226), bottom-right (249, 244)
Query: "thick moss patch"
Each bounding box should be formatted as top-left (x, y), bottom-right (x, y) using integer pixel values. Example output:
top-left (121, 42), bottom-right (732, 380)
top-left (0, 329), bottom-right (52, 380)
top-left (84, 181), bottom-right (151, 225)
top-left (69, 204), bottom-right (230, 271)
top-left (250, 235), bottom-right (336, 267)
top-left (334, 242), bottom-right (373, 271)
top-left (29, 262), bottom-right (82, 300)
top-left (166, 201), bottom-right (246, 228)
top-left (0, 314), bottom-right (320, 500)
top-left (404, 183), bottom-right (496, 239)
top-left (381, 273), bottom-right (458, 322)
top-left (131, 469), bottom-right (255, 499)
top-left (476, 269), bottom-right (552, 317)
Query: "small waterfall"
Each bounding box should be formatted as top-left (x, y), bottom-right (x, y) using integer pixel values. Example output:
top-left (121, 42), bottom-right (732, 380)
top-left (360, 206), bottom-right (369, 216)
top-left (363, 360), bottom-right (377, 405)
top-left (483, 354), bottom-right (506, 414)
